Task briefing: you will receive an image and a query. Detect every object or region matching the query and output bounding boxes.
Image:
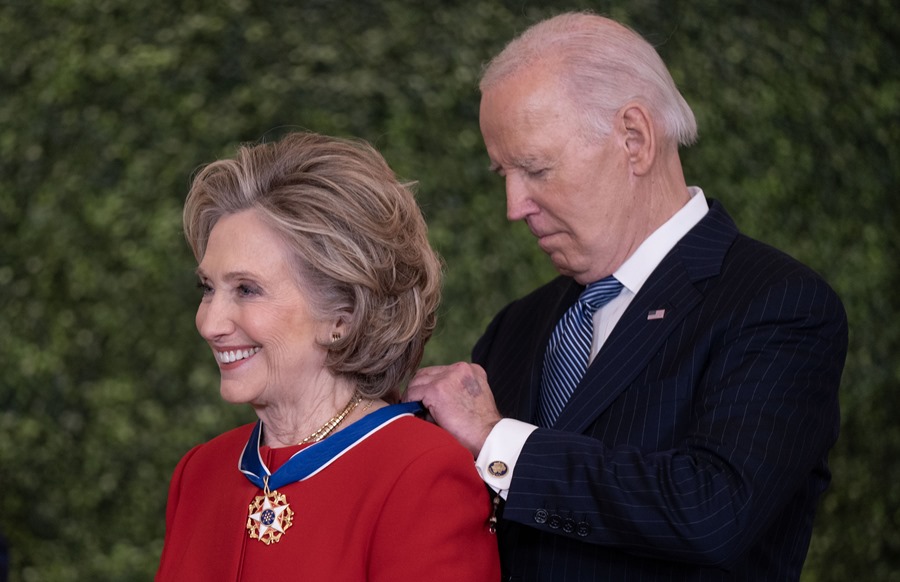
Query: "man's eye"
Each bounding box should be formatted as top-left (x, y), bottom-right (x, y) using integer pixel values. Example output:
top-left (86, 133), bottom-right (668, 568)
top-left (526, 168), bottom-right (548, 178)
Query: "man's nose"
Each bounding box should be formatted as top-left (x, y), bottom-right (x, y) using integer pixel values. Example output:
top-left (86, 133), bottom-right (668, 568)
top-left (505, 176), bottom-right (536, 221)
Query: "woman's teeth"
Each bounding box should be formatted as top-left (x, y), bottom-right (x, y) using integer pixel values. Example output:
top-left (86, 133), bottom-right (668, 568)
top-left (217, 347), bottom-right (261, 363)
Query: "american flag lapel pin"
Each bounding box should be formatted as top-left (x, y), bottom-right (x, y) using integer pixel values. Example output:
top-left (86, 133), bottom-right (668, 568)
top-left (647, 308), bottom-right (666, 320)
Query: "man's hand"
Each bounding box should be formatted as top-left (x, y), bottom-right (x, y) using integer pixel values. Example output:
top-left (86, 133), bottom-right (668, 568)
top-left (404, 362), bottom-right (503, 456)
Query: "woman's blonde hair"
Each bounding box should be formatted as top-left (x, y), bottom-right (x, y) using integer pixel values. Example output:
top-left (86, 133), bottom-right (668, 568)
top-left (184, 131), bottom-right (442, 400)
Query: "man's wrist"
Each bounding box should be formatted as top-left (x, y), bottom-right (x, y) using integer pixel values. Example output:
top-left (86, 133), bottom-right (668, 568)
top-left (475, 419), bottom-right (538, 495)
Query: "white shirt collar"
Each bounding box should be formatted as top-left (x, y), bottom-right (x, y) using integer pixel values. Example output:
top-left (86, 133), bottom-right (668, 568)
top-left (613, 187), bottom-right (708, 295)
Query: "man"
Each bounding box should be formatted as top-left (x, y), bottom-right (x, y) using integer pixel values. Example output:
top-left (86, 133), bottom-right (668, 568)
top-left (405, 11), bottom-right (848, 581)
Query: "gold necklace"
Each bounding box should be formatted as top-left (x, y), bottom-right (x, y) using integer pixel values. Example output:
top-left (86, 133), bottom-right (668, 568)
top-left (300, 391), bottom-right (362, 444)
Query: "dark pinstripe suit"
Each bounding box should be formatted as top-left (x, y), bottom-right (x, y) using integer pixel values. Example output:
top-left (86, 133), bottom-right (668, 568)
top-left (473, 201), bottom-right (847, 581)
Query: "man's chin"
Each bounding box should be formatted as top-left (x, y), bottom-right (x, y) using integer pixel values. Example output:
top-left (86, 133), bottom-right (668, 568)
top-left (550, 259), bottom-right (598, 285)
top-left (547, 251), bottom-right (576, 277)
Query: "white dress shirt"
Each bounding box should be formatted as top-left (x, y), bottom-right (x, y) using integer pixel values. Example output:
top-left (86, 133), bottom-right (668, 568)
top-left (476, 188), bottom-right (709, 496)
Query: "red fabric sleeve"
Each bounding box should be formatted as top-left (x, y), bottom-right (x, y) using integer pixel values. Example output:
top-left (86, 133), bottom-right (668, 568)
top-left (367, 441), bottom-right (500, 581)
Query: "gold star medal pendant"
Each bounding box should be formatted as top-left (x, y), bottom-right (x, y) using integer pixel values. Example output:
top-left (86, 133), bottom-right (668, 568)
top-left (246, 476), bottom-right (294, 545)
top-left (238, 401), bottom-right (426, 546)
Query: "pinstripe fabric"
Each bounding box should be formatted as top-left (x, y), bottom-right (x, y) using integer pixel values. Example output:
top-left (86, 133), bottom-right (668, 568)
top-left (472, 201), bottom-right (848, 581)
top-left (538, 276), bottom-right (623, 427)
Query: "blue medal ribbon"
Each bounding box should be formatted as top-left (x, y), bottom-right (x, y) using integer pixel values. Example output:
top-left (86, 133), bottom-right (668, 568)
top-left (239, 401), bottom-right (424, 490)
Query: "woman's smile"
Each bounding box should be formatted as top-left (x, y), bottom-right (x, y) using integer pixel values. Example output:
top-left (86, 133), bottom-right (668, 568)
top-left (216, 346), bottom-right (261, 365)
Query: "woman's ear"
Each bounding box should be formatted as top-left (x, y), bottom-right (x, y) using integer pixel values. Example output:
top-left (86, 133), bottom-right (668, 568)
top-left (324, 314), bottom-right (349, 346)
top-left (621, 103), bottom-right (656, 176)
top-left (332, 317), bottom-right (347, 340)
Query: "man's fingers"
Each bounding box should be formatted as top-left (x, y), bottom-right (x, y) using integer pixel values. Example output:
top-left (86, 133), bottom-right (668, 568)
top-left (409, 364), bottom-right (454, 385)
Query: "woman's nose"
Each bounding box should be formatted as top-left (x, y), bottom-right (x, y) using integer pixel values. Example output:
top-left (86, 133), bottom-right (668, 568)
top-left (196, 295), bottom-right (234, 340)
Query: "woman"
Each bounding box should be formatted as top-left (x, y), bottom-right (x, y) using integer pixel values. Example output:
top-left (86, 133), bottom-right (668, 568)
top-left (156, 132), bottom-right (500, 580)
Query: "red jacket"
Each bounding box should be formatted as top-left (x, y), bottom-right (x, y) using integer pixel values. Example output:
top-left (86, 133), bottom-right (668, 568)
top-left (157, 414), bottom-right (500, 581)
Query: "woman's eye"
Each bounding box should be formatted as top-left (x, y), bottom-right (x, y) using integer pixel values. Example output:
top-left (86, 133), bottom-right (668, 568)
top-left (197, 281), bottom-right (213, 296)
top-left (237, 284), bottom-right (260, 297)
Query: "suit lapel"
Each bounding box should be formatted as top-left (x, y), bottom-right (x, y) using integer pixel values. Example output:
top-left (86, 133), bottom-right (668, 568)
top-left (553, 200), bottom-right (738, 433)
top-left (554, 260), bottom-right (701, 432)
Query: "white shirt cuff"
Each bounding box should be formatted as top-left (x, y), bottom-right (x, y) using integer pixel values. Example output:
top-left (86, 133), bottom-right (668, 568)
top-left (475, 418), bottom-right (538, 497)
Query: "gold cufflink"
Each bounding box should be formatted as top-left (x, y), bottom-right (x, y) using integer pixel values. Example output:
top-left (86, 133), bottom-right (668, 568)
top-left (488, 461), bottom-right (509, 477)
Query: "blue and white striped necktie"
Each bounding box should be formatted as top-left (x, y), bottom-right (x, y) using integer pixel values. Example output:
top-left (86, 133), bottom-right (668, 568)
top-left (537, 276), bottom-right (624, 427)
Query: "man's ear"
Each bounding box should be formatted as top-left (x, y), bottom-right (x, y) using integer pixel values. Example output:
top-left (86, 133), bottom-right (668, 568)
top-left (621, 103), bottom-right (655, 176)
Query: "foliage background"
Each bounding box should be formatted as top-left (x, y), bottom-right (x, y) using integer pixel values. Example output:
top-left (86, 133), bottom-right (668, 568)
top-left (0, 0), bottom-right (897, 580)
